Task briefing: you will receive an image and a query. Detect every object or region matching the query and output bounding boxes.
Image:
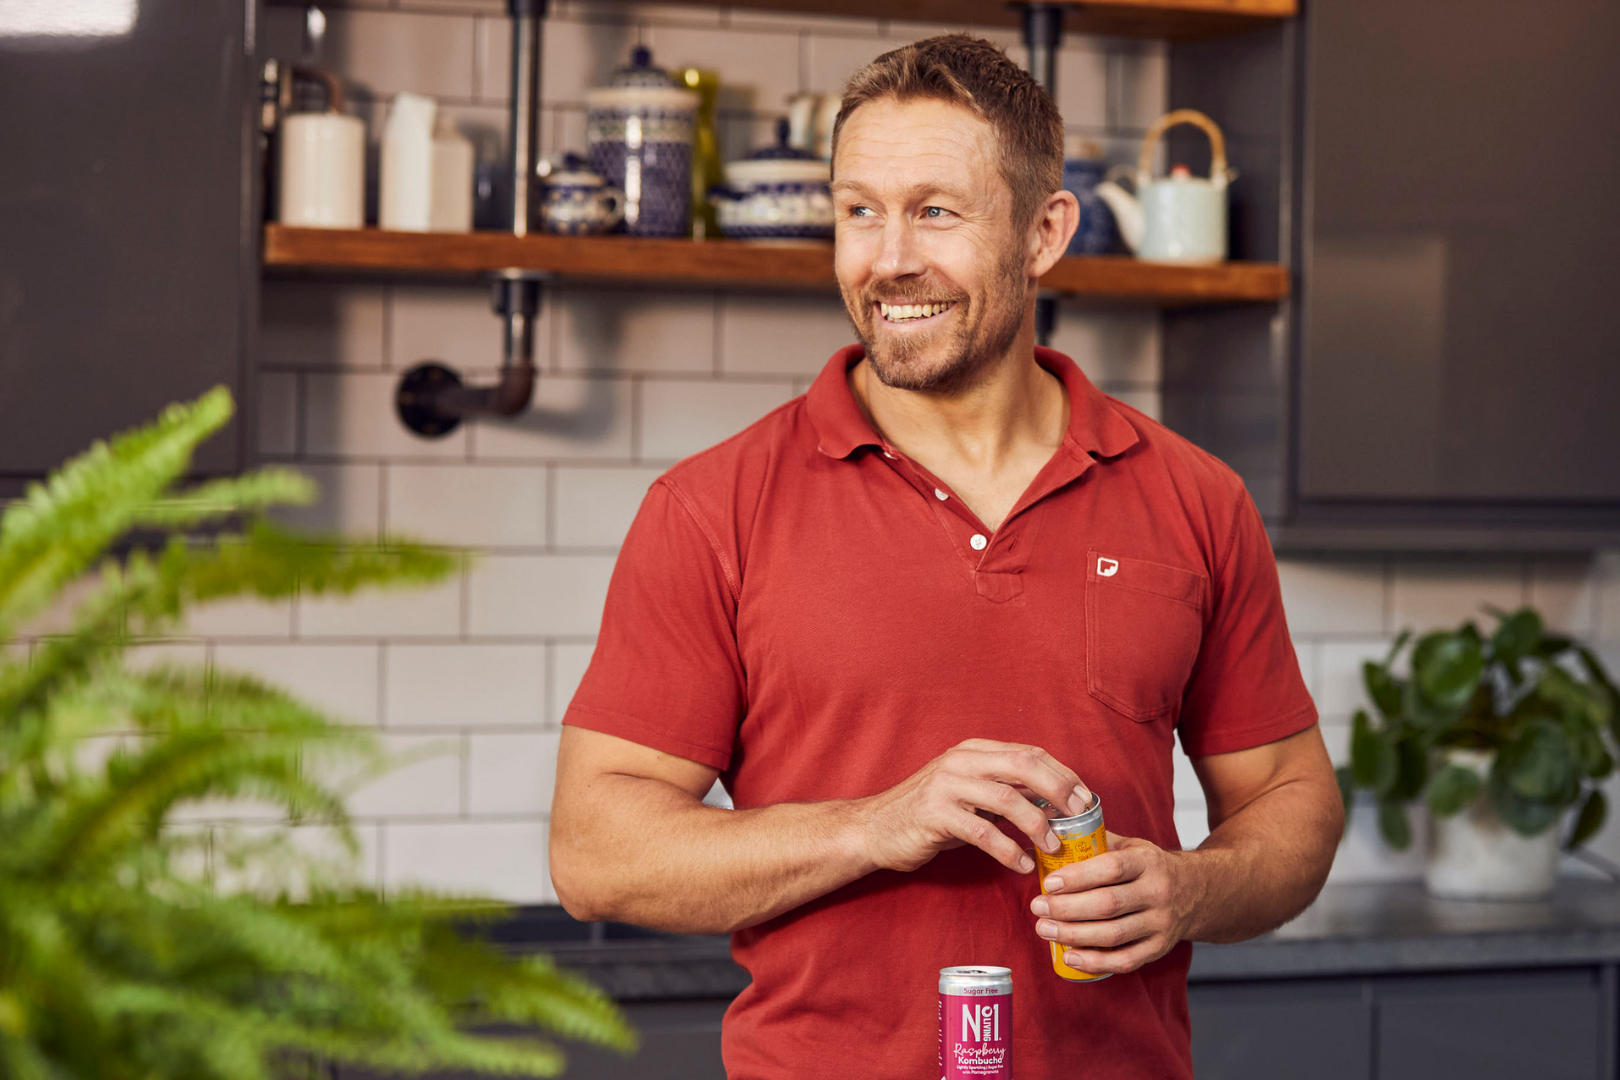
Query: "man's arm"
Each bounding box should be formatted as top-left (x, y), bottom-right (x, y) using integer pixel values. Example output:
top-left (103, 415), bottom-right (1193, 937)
top-left (1029, 725), bottom-right (1342, 973)
top-left (550, 727), bottom-right (1095, 935)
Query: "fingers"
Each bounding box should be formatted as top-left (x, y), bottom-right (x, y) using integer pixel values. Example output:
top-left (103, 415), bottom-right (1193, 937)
top-left (955, 777), bottom-right (1060, 854)
top-left (1035, 878), bottom-right (1152, 924)
top-left (1031, 884), bottom-right (1174, 976)
top-left (1036, 910), bottom-right (1156, 952)
top-left (944, 807), bottom-right (1036, 874)
top-left (1041, 844), bottom-right (1150, 896)
top-left (1060, 939), bottom-right (1166, 977)
top-left (949, 740), bottom-right (1091, 816)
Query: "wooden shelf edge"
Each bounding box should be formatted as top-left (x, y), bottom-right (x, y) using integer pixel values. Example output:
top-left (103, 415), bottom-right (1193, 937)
top-left (262, 225), bottom-right (1289, 305)
top-left (657, 0), bottom-right (1296, 40)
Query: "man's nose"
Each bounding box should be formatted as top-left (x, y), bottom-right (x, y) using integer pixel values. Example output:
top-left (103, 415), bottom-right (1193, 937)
top-left (873, 217), bottom-right (927, 280)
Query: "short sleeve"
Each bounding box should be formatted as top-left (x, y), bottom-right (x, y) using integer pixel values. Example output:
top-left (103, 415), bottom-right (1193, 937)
top-left (562, 479), bottom-right (745, 770)
top-left (1177, 490), bottom-right (1317, 757)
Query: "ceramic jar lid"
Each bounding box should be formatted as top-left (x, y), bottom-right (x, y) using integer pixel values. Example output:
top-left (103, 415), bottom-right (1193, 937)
top-left (586, 46), bottom-right (698, 111)
top-left (544, 153), bottom-right (608, 187)
top-left (725, 118), bottom-right (830, 186)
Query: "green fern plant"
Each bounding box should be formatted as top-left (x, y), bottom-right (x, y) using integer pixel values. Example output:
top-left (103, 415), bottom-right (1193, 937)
top-left (0, 387), bottom-right (635, 1079)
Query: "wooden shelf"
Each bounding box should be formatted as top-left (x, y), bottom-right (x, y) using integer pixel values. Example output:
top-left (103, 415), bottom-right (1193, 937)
top-left (664, 0), bottom-right (1296, 40)
top-left (262, 226), bottom-right (1288, 306)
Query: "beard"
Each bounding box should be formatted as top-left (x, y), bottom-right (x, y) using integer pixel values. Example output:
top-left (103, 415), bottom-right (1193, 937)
top-left (841, 242), bottom-right (1029, 395)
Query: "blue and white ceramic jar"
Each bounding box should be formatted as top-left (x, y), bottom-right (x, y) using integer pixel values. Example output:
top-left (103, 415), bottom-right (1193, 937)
top-left (1062, 139), bottom-right (1117, 256)
top-left (540, 157), bottom-right (625, 235)
top-left (711, 119), bottom-right (833, 242)
top-left (585, 48), bottom-right (698, 237)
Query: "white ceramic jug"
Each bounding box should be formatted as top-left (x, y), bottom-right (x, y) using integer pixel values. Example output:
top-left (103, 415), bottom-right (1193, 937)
top-left (1094, 109), bottom-right (1234, 265)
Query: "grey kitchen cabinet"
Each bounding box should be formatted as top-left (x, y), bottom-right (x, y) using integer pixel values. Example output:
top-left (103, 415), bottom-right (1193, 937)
top-left (1188, 978), bottom-right (1370, 1080)
top-left (1162, 0), bottom-right (1620, 552)
top-left (1375, 969), bottom-right (1610, 1080)
top-left (0, 0), bottom-right (260, 494)
top-left (1192, 967), bottom-right (1619, 1080)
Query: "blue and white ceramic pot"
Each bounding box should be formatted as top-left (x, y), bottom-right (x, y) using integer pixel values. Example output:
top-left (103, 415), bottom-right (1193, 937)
top-left (540, 165), bottom-right (625, 235)
top-left (585, 48), bottom-right (698, 237)
top-left (1062, 157), bottom-right (1118, 256)
top-left (711, 118), bottom-right (833, 242)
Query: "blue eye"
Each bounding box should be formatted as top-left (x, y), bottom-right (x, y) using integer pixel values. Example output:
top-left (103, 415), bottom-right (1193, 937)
top-left (849, 206), bottom-right (874, 218)
top-left (924, 206), bottom-right (948, 218)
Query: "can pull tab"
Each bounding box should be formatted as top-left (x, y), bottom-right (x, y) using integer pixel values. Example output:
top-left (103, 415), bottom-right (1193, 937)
top-left (1030, 791), bottom-right (1095, 817)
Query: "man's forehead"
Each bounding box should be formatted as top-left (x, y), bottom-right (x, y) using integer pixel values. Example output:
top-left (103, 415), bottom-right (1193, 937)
top-left (838, 96), bottom-right (995, 155)
top-left (833, 97), bottom-right (1001, 198)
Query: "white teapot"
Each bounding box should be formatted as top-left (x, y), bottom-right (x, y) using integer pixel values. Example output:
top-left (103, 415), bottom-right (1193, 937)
top-left (1094, 109), bottom-right (1235, 265)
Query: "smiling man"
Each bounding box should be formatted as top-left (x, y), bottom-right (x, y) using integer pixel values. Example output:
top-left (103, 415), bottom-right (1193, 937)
top-left (550, 34), bottom-right (1342, 1079)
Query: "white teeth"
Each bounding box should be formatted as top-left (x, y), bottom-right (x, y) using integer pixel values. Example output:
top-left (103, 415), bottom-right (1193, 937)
top-left (881, 301), bottom-right (952, 322)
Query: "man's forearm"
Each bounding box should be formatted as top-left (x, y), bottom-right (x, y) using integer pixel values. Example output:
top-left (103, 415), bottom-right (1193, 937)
top-left (1171, 774), bottom-right (1342, 944)
top-left (551, 771), bottom-right (877, 935)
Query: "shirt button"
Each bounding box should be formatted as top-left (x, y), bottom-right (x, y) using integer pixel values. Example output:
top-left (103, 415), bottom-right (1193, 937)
top-left (970, 534), bottom-right (988, 551)
top-left (883, 451), bottom-right (896, 459)
top-left (934, 488), bottom-right (948, 501)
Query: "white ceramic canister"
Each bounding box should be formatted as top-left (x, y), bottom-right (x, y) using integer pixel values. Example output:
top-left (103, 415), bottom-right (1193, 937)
top-left (380, 92), bottom-right (438, 232)
top-left (278, 110), bottom-right (365, 228)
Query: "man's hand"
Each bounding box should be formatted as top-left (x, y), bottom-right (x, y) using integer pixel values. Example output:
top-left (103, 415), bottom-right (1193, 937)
top-left (856, 739), bottom-right (1093, 876)
top-left (1028, 833), bottom-right (1206, 975)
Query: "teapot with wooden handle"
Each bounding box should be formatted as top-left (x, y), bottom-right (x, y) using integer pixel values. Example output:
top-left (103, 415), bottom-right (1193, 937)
top-left (1093, 108), bottom-right (1235, 264)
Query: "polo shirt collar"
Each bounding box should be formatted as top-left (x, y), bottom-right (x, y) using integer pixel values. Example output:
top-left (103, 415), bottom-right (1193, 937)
top-left (807, 344), bottom-right (1140, 462)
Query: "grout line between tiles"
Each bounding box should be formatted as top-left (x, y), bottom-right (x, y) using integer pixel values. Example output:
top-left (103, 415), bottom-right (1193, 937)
top-left (544, 463), bottom-right (557, 549)
top-left (377, 641), bottom-right (390, 728)
top-left (377, 460), bottom-right (390, 536)
top-left (460, 732), bottom-right (472, 817)
top-left (459, 558), bottom-right (472, 640)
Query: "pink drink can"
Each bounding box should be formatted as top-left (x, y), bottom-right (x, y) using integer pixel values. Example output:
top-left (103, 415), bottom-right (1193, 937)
top-left (938, 966), bottom-right (1012, 1080)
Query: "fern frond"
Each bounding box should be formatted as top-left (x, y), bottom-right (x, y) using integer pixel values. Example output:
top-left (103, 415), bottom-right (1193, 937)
top-left (0, 524), bottom-right (459, 733)
top-left (0, 387), bottom-right (232, 634)
top-left (130, 469), bottom-right (317, 531)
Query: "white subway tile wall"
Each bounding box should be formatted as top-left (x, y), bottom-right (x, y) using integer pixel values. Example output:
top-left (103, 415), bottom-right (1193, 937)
top-left (226, 2), bottom-right (1620, 901)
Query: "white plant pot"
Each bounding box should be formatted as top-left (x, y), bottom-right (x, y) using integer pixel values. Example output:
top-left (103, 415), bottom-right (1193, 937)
top-left (1424, 749), bottom-right (1559, 901)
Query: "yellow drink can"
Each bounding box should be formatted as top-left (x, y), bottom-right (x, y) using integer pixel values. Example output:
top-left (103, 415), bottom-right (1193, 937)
top-left (1034, 795), bottom-right (1110, 982)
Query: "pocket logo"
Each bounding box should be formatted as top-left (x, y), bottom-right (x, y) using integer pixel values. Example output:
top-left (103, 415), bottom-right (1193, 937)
top-left (1097, 557), bottom-right (1119, 578)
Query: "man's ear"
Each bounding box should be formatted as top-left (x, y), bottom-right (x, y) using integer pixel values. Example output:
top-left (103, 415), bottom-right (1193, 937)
top-left (1029, 190), bottom-right (1081, 278)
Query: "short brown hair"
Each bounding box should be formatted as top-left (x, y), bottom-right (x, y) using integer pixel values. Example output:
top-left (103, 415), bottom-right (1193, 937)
top-left (831, 34), bottom-right (1064, 229)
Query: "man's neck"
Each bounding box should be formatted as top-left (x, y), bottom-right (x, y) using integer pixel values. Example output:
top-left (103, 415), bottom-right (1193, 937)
top-left (850, 326), bottom-right (1069, 531)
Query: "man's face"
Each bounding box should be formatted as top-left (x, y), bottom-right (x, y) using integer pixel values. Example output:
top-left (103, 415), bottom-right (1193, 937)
top-left (831, 97), bottom-right (1031, 395)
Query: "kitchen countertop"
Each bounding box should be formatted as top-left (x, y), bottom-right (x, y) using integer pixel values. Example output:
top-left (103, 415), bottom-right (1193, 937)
top-left (515, 878), bottom-right (1620, 1001)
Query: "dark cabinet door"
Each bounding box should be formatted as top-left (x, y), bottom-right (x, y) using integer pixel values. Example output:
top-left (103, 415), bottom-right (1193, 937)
top-left (1190, 979), bottom-right (1370, 1080)
top-left (1374, 969), bottom-right (1607, 1080)
top-left (0, 0), bottom-right (258, 487)
top-left (1297, 0), bottom-right (1620, 507)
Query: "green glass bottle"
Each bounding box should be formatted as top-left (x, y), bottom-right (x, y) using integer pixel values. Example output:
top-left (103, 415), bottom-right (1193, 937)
top-left (679, 67), bottom-right (722, 239)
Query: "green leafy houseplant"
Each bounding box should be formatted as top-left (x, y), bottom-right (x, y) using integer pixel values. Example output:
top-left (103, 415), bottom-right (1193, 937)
top-left (0, 389), bottom-right (635, 1079)
top-left (1338, 606), bottom-right (1620, 852)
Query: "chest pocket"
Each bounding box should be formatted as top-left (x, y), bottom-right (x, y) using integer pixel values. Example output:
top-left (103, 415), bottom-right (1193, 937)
top-left (1085, 550), bottom-right (1209, 723)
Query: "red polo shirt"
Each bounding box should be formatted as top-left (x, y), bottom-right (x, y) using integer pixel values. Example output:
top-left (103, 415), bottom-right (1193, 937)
top-left (564, 345), bottom-right (1316, 1080)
